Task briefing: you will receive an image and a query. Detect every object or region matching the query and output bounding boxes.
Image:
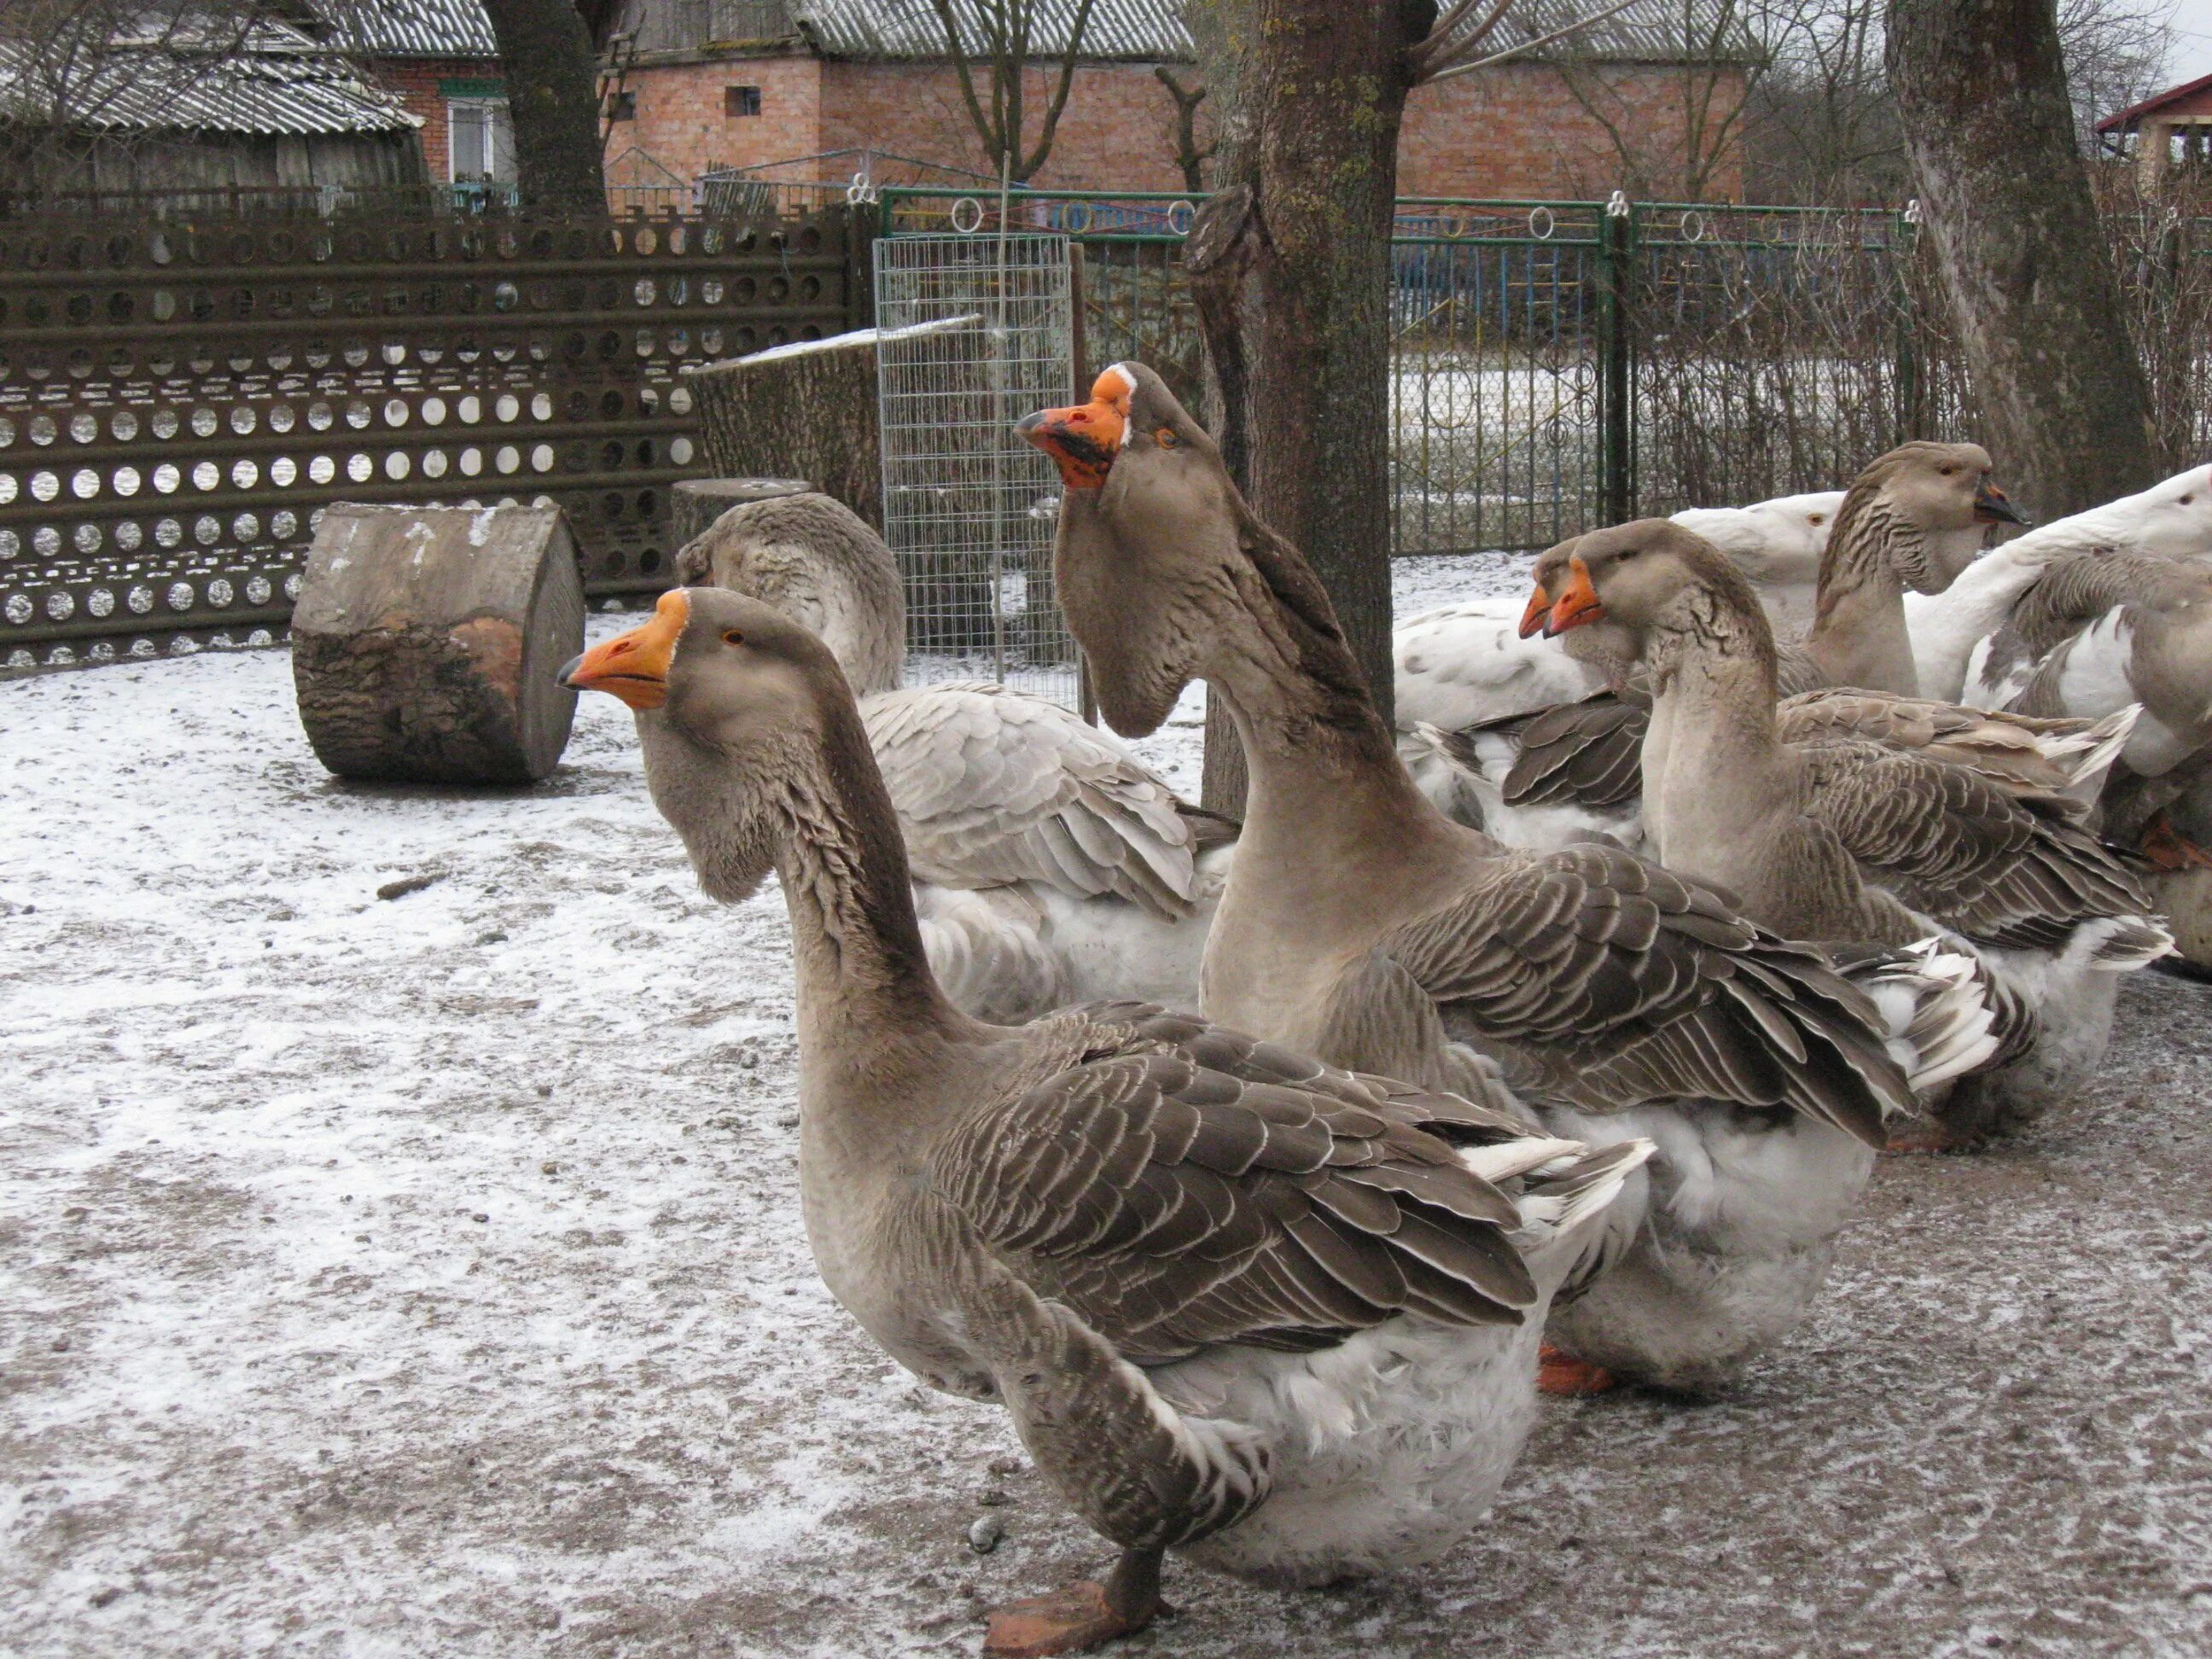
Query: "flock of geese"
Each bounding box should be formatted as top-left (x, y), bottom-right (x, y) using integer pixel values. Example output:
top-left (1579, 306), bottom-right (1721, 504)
top-left (559, 361), bottom-right (2212, 1656)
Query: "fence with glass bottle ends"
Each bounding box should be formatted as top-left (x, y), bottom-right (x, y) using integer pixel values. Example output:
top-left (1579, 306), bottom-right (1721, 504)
top-left (0, 207), bottom-right (853, 669)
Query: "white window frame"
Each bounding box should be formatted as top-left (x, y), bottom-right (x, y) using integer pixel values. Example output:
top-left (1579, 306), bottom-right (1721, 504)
top-left (447, 98), bottom-right (515, 185)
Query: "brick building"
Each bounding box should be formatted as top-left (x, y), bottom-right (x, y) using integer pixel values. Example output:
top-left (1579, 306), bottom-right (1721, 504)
top-left (313, 0), bottom-right (511, 187)
top-left (2098, 75), bottom-right (2212, 189)
top-left (600, 0), bottom-right (1754, 201)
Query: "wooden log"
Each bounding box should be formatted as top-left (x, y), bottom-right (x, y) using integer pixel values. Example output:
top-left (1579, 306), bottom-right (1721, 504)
top-left (292, 504), bottom-right (585, 785)
top-left (672, 476), bottom-right (812, 548)
top-left (683, 316), bottom-right (978, 533)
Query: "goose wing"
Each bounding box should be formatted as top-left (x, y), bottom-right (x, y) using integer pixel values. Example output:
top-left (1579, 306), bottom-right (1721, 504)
top-left (1797, 741), bottom-right (2164, 954)
top-left (1779, 689), bottom-right (2110, 803)
top-left (864, 683), bottom-right (1206, 917)
top-left (934, 1004), bottom-right (1549, 1365)
top-left (1368, 841), bottom-right (1913, 1144)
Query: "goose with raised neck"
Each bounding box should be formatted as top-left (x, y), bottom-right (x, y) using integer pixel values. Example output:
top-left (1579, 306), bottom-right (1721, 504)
top-left (672, 489), bottom-right (1231, 1020)
top-left (1024, 363), bottom-right (2005, 1394)
top-left (1796, 440), bottom-right (2023, 695)
top-left (559, 586), bottom-right (1653, 1653)
top-left (1435, 536), bottom-right (2138, 853)
top-left (1549, 521), bottom-right (2170, 1141)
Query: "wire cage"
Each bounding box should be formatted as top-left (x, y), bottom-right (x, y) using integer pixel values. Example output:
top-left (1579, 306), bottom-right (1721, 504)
top-left (873, 233), bottom-right (1079, 708)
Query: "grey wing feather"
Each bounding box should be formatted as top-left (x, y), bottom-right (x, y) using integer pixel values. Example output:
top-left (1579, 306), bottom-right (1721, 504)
top-left (934, 1004), bottom-right (1542, 1365)
top-left (865, 684), bottom-right (1206, 917)
top-left (1371, 842), bottom-right (1916, 1144)
top-left (1796, 741), bottom-right (2163, 953)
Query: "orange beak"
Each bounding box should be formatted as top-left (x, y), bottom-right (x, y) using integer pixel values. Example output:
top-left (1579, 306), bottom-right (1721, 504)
top-left (1974, 477), bottom-right (2028, 527)
top-left (1016, 364), bottom-right (1132, 489)
top-left (558, 589), bottom-right (689, 709)
top-left (1517, 583), bottom-right (1551, 638)
top-left (1543, 557), bottom-right (1604, 636)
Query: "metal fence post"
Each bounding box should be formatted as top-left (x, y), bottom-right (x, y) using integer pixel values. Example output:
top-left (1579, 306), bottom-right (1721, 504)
top-left (1598, 193), bottom-right (1636, 526)
top-left (1894, 201), bottom-right (1924, 442)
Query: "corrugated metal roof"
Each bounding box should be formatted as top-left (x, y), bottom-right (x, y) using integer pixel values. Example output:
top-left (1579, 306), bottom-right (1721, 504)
top-left (0, 29), bottom-right (420, 135)
top-left (789, 0), bottom-right (1755, 63)
top-left (312, 0), bottom-right (499, 61)
top-left (794, 0), bottom-right (1184, 60)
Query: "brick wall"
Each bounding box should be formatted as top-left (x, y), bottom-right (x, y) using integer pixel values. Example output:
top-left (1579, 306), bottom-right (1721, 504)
top-left (614, 54), bottom-right (824, 183)
top-left (1401, 62), bottom-right (1746, 199)
top-left (373, 57), bottom-right (507, 183)
top-left (614, 52), bottom-right (1747, 201)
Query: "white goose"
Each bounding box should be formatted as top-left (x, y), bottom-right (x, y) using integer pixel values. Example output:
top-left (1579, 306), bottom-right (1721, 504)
top-left (674, 492), bottom-right (1230, 1022)
top-left (1908, 462), bottom-right (2212, 703)
top-left (1394, 490), bottom-right (1845, 821)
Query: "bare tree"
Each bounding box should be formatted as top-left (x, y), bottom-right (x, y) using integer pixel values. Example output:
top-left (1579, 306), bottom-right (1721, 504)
top-left (476, 0), bottom-right (607, 208)
top-left (0, 0), bottom-right (283, 196)
top-left (1889, 0), bottom-right (2156, 519)
top-left (1551, 0), bottom-right (1765, 201)
top-left (2055, 0), bottom-right (2173, 152)
top-left (1741, 0), bottom-right (1906, 202)
top-left (1184, 0), bottom-right (1644, 808)
top-left (1153, 64), bottom-right (1214, 193)
top-left (930, 0), bottom-right (1101, 183)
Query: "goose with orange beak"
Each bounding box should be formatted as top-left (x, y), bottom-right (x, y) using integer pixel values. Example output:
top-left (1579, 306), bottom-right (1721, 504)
top-left (1527, 518), bottom-right (2168, 1144)
top-left (556, 582), bottom-right (1654, 1654)
top-left (1022, 360), bottom-right (2023, 1397)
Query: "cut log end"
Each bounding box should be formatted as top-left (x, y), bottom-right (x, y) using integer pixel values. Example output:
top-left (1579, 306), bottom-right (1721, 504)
top-left (292, 504), bottom-right (585, 786)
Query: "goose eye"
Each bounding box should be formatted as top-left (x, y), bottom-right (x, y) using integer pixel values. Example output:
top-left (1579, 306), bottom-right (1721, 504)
top-left (1154, 427), bottom-right (1179, 449)
top-left (1937, 465), bottom-right (1958, 476)
top-left (1808, 514), bottom-right (1825, 525)
top-left (721, 629), bottom-right (745, 646)
top-left (2182, 495), bottom-right (2196, 506)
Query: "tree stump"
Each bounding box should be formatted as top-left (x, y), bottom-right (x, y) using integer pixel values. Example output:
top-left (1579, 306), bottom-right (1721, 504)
top-left (672, 477), bottom-right (812, 548)
top-left (683, 317), bottom-right (979, 533)
top-left (292, 504), bottom-right (585, 785)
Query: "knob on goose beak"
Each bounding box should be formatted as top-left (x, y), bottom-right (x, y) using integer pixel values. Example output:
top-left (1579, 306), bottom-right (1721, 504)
top-left (559, 589), bottom-right (690, 709)
top-left (1975, 477), bottom-right (2029, 527)
top-left (1543, 557), bottom-right (1605, 636)
top-left (1016, 364), bottom-right (1132, 489)
top-left (1517, 582), bottom-right (1551, 638)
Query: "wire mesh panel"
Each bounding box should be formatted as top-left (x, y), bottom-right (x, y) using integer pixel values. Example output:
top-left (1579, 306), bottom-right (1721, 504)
top-left (874, 234), bottom-right (1078, 708)
top-left (1389, 203), bottom-right (1609, 555)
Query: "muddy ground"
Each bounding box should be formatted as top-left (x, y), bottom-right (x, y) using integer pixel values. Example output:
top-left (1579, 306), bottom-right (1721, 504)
top-left (3, 564), bottom-right (2208, 1658)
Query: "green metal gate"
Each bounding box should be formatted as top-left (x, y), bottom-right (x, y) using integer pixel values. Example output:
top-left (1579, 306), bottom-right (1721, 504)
top-left (876, 189), bottom-right (1968, 556)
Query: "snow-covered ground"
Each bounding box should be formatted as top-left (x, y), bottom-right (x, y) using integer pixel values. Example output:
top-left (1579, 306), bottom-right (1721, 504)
top-left (5, 551), bottom-right (2209, 1658)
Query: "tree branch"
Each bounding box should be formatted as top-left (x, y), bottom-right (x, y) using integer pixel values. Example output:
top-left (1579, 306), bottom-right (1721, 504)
top-left (1411, 0), bottom-right (1516, 81)
top-left (1426, 0), bottom-right (1647, 84)
top-left (1021, 0), bottom-right (1098, 179)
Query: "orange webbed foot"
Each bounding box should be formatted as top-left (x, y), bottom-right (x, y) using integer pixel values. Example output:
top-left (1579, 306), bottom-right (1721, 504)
top-left (1538, 1342), bottom-right (1619, 1396)
top-left (984, 1550), bottom-right (1163, 1657)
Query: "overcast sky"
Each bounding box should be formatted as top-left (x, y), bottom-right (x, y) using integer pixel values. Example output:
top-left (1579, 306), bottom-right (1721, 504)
top-left (2169, 0), bottom-right (2212, 84)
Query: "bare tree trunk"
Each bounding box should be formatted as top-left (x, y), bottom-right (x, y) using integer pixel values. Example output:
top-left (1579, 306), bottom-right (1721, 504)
top-left (1887, 0), bottom-right (2155, 520)
top-left (479, 0), bottom-right (607, 210)
top-left (1185, 0), bottom-right (1424, 812)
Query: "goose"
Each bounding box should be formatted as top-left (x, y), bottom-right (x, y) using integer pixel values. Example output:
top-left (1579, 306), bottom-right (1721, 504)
top-left (672, 491), bottom-right (1231, 1021)
top-left (559, 586), bottom-right (1654, 1653)
top-left (1022, 363), bottom-right (2006, 1395)
top-left (1427, 535), bottom-right (2131, 852)
top-left (1545, 521), bottom-right (2171, 1142)
top-left (1392, 491), bottom-right (1843, 816)
top-left (1668, 488), bottom-right (1845, 634)
top-left (1906, 462), bottom-right (2212, 704)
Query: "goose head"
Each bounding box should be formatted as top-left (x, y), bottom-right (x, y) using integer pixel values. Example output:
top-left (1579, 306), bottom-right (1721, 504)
top-left (2112, 463), bottom-right (2212, 560)
top-left (560, 587), bottom-right (863, 900)
top-left (1521, 536), bottom-right (1641, 684)
top-left (1544, 520), bottom-right (1764, 654)
top-left (670, 492), bottom-right (906, 697)
top-left (1668, 491), bottom-right (1843, 588)
top-left (1017, 362), bottom-right (1254, 736)
top-left (1843, 440), bottom-right (2023, 594)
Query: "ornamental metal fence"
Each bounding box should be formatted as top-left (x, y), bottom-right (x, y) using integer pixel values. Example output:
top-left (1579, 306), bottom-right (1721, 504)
top-left (0, 206), bottom-right (853, 669)
top-left (877, 188), bottom-right (2212, 562)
